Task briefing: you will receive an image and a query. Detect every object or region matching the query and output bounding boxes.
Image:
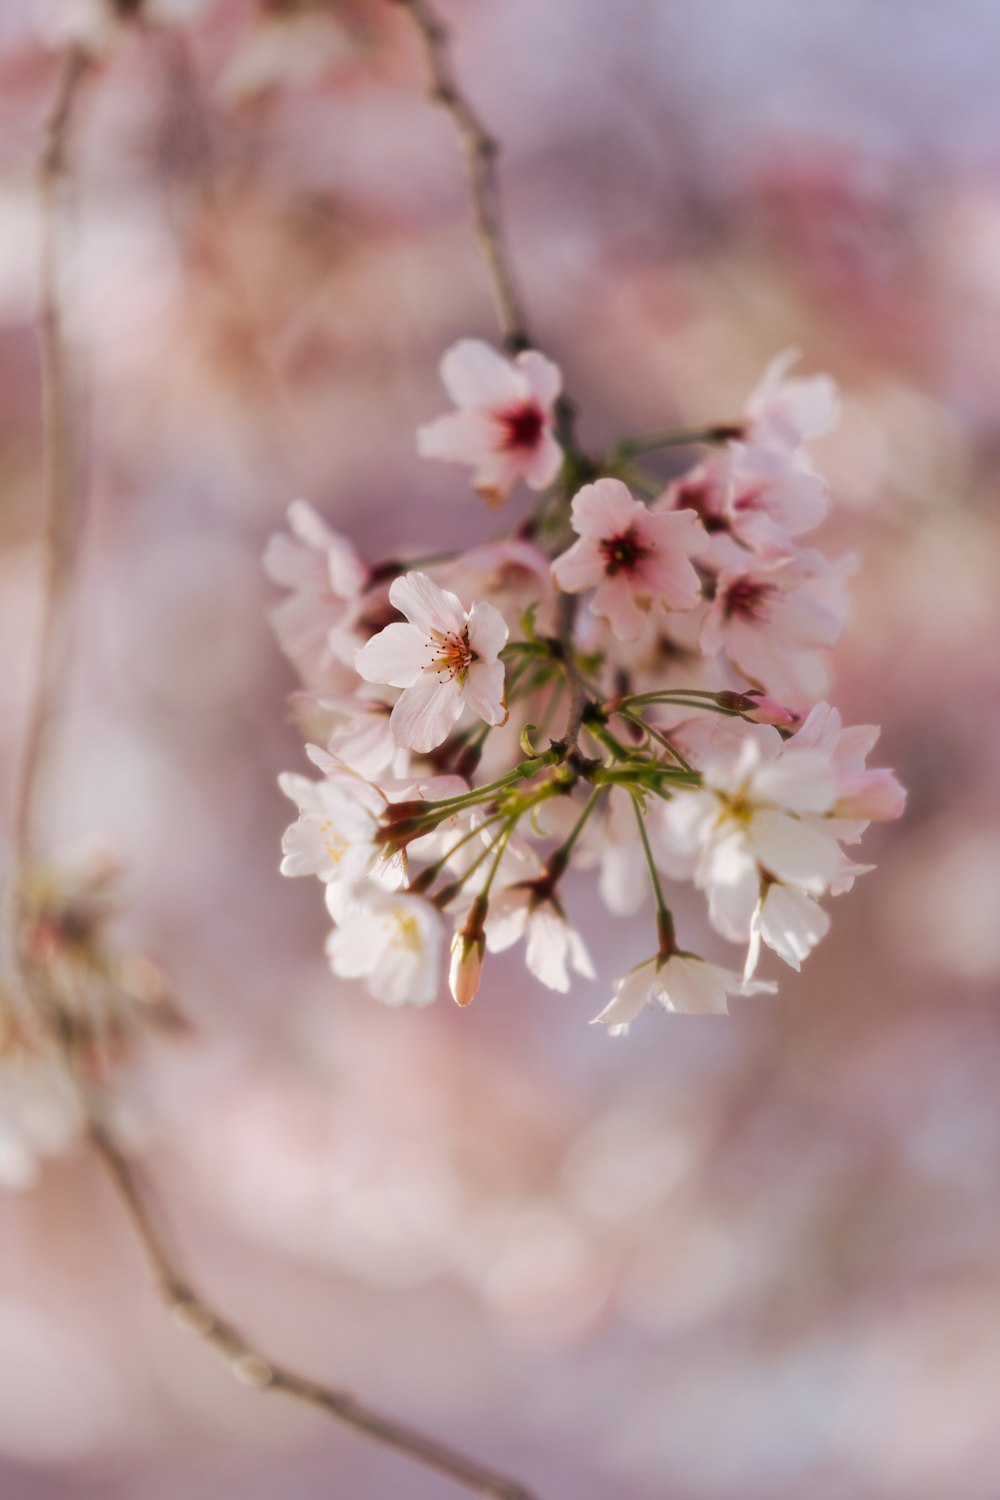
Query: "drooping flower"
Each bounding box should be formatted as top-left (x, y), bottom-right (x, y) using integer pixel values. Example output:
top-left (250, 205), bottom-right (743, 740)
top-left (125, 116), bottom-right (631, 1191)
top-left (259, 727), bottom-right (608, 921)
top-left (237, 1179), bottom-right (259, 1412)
top-left (417, 339), bottom-right (563, 506)
top-left (551, 478), bottom-right (706, 642)
top-left (745, 882), bottom-right (831, 979)
top-left (592, 953), bottom-right (775, 1034)
top-left (355, 572), bottom-right (508, 753)
top-left (264, 500), bottom-right (369, 689)
top-left (326, 888), bottom-right (444, 1005)
top-left (485, 884), bottom-right (595, 993)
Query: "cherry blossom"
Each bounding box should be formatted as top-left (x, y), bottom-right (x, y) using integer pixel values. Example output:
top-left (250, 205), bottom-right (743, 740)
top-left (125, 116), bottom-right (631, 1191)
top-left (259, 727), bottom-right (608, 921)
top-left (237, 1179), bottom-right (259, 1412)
top-left (268, 337), bottom-right (903, 1028)
top-left (745, 882), bottom-right (831, 979)
top-left (264, 500), bottom-right (369, 689)
top-left (699, 543), bottom-right (850, 702)
top-left (417, 339), bottom-right (563, 507)
top-left (326, 888), bottom-right (444, 1006)
top-left (742, 348), bottom-right (840, 457)
top-left (788, 702), bottom-right (907, 824)
top-left (355, 572), bottom-right (508, 753)
top-left (592, 954), bottom-right (776, 1033)
top-left (551, 478), bottom-right (706, 642)
top-left (278, 754), bottom-right (403, 918)
top-left (485, 885), bottom-right (595, 993)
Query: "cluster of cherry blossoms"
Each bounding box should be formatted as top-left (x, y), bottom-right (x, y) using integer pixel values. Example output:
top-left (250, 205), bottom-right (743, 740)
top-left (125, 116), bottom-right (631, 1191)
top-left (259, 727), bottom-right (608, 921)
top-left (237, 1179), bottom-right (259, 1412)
top-left (269, 340), bottom-right (904, 1030)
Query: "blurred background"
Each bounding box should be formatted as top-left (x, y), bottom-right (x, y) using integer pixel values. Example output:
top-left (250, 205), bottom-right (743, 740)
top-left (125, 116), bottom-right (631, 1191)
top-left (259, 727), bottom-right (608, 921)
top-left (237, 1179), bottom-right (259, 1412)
top-left (1, 1), bottom-right (999, 1497)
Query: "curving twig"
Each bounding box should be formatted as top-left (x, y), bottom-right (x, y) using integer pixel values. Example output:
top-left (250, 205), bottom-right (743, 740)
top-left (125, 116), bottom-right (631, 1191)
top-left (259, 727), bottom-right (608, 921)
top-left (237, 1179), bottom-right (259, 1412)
top-left (391, 0), bottom-right (530, 353)
top-left (11, 44), bottom-right (91, 887)
top-left (88, 1115), bottom-right (536, 1500)
top-left (18, 41), bottom-right (541, 1500)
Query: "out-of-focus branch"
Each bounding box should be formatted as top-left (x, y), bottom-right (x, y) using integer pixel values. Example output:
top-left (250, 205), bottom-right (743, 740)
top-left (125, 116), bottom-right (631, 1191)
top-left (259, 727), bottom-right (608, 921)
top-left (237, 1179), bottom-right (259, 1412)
top-left (87, 1114), bottom-right (537, 1500)
top-left (11, 45), bottom-right (92, 882)
top-left (17, 46), bottom-right (540, 1500)
top-left (390, 0), bottom-right (530, 353)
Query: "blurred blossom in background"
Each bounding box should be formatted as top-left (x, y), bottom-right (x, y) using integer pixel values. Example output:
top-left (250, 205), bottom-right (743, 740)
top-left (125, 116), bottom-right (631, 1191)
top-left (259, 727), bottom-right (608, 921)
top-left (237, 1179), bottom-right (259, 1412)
top-left (2, 1), bottom-right (1000, 1498)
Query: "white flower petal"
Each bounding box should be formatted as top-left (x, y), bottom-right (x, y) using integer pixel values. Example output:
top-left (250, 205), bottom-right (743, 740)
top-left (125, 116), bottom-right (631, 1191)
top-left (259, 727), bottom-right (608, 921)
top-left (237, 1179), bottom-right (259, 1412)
top-left (389, 671), bottom-right (465, 753)
top-left (355, 622), bottom-right (428, 688)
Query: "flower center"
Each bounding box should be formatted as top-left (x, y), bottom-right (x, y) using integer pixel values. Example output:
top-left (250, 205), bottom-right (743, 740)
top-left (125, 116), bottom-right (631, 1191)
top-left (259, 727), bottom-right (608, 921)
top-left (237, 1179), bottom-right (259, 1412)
top-left (674, 476), bottom-right (728, 532)
top-left (599, 526), bottom-right (649, 577)
top-left (429, 626), bottom-right (477, 681)
top-left (723, 577), bottom-right (772, 621)
top-left (319, 818), bottom-right (350, 865)
top-left (388, 911), bottom-right (422, 952)
top-left (497, 401), bottom-right (544, 451)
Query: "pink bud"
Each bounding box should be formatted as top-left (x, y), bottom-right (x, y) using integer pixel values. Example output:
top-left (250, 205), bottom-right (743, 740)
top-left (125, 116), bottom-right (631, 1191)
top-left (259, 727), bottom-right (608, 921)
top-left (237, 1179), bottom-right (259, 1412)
top-left (740, 691), bottom-right (799, 728)
top-left (449, 929), bottom-right (485, 1008)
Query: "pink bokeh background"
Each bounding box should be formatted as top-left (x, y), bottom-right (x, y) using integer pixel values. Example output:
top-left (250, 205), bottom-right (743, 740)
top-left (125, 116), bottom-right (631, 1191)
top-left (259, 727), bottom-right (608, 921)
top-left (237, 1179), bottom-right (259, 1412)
top-left (2, 2), bottom-right (1000, 1497)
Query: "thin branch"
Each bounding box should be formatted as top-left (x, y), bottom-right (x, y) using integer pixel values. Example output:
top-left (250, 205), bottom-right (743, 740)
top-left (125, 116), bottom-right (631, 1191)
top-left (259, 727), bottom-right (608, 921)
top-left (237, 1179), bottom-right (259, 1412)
top-left (11, 45), bottom-right (91, 881)
top-left (555, 593), bottom-right (590, 751)
top-left (17, 47), bottom-right (541, 1500)
top-left (87, 1117), bottom-right (536, 1500)
top-left (392, 0), bottom-right (529, 352)
top-left (3, 46), bottom-right (92, 1006)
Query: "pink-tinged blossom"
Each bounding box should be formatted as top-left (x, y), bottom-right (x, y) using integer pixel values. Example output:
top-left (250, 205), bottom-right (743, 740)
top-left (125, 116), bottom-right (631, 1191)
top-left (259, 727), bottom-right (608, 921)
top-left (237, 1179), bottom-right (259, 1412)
top-left (485, 886), bottom-right (595, 993)
top-left (743, 349), bottom-right (840, 456)
top-left (699, 544), bottom-right (850, 702)
top-left (664, 450), bottom-right (828, 557)
top-left (789, 702), bottom-right (907, 824)
top-left (551, 478), bottom-right (706, 642)
top-left (355, 572), bottom-right (508, 754)
top-left (433, 537), bottom-right (557, 634)
top-left (326, 888), bottom-right (443, 1006)
top-left (417, 339), bottom-right (563, 507)
top-left (264, 500), bottom-right (369, 689)
top-left (592, 955), bottom-right (775, 1033)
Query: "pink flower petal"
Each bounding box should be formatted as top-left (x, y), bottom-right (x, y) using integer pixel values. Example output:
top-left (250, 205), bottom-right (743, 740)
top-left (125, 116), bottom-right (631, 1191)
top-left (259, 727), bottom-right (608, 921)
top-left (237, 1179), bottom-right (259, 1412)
top-left (515, 350), bottom-right (562, 407)
top-left (440, 339), bottom-right (521, 408)
top-left (570, 478), bottom-right (640, 538)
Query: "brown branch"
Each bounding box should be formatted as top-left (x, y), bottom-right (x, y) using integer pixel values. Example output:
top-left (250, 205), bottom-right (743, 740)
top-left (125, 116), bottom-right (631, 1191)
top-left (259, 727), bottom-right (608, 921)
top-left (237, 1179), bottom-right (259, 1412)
top-left (11, 45), bottom-right (92, 881)
top-left (555, 594), bottom-right (590, 751)
top-left (87, 1117), bottom-right (536, 1500)
top-left (390, 0), bottom-right (530, 353)
top-left (392, 0), bottom-right (591, 750)
top-left (16, 46), bottom-right (541, 1500)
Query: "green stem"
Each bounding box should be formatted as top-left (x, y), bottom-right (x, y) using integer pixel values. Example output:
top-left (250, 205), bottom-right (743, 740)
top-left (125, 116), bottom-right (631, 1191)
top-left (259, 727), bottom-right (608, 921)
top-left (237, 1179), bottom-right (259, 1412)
top-left (611, 422), bottom-right (743, 460)
top-left (411, 812), bottom-right (504, 892)
top-left (630, 795), bottom-right (675, 958)
top-left (614, 709), bottom-right (694, 772)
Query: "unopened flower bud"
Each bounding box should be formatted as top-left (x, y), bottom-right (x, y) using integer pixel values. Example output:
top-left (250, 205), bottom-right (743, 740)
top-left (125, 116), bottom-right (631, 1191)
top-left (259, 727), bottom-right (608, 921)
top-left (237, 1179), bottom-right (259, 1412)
top-left (716, 690), bottom-right (798, 727)
top-left (449, 896), bottom-right (488, 1007)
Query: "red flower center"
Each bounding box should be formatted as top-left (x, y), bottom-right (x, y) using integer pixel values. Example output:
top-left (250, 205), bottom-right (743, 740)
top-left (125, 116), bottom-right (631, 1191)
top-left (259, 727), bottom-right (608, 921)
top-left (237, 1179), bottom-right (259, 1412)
top-left (498, 401), bottom-right (544, 451)
top-left (723, 577), bottom-right (772, 621)
top-left (599, 527), bottom-right (649, 577)
top-left (674, 476), bottom-right (729, 533)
